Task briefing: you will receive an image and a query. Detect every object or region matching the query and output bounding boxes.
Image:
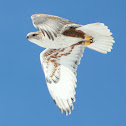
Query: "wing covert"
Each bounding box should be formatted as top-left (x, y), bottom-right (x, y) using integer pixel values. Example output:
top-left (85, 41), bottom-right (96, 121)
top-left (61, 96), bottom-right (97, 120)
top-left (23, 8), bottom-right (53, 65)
top-left (31, 14), bottom-right (77, 40)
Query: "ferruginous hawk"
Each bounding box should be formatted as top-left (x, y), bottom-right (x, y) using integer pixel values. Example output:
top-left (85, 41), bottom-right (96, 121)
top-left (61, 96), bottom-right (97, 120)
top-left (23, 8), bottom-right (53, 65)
top-left (27, 14), bottom-right (115, 116)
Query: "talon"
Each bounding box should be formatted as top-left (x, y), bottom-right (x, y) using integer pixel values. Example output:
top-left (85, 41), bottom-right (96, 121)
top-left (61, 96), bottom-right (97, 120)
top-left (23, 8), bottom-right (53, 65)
top-left (84, 36), bottom-right (93, 45)
top-left (84, 40), bottom-right (93, 45)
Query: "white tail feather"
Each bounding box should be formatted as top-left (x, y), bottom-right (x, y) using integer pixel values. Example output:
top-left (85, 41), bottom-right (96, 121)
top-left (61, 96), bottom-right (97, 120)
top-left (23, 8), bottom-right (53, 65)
top-left (77, 23), bottom-right (115, 54)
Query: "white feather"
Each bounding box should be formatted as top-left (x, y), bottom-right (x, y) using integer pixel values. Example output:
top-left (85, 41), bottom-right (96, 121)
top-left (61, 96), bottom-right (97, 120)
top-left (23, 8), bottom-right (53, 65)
top-left (40, 43), bottom-right (85, 115)
top-left (77, 23), bottom-right (115, 54)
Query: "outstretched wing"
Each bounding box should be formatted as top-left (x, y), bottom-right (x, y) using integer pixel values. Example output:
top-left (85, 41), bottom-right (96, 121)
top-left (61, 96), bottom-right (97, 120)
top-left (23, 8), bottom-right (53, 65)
top-left (31, 14), bottom-right (79, 40)
top-left (40, 42), bottom-right (85, 115)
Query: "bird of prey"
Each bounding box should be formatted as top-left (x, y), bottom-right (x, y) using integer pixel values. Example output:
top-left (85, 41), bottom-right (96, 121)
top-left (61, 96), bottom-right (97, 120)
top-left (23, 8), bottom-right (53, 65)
top-left (27, 14), bottom-right (114, 116)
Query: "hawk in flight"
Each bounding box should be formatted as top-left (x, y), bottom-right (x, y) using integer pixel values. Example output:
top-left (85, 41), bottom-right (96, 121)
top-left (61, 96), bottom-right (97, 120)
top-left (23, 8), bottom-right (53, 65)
top-left (27, 14), bottom-right (114, 116)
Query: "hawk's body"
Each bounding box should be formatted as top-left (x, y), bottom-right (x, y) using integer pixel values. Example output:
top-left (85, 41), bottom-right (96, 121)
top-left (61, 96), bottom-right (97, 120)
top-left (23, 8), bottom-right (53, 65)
top-left (27, 14), bottom-right (115, 115)
top-left (29, 30), bottom-right (84, 48)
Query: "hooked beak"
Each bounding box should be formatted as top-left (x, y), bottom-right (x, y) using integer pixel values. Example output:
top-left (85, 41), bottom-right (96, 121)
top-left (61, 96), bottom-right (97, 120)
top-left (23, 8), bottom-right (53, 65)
top-left (26, 34), bottom-right (31, 39)
top-left (27, 35), bottom-right (29, 39)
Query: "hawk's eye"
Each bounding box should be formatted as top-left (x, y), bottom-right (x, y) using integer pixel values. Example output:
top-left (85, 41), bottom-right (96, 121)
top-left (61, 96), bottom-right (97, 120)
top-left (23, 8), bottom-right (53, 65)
top-left (32, 34), bottom-right (38, 36)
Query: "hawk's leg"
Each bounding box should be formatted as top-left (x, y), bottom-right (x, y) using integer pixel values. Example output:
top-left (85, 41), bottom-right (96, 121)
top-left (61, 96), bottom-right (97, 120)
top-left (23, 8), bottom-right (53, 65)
top-left (84, 36), bottom-right (93, 45)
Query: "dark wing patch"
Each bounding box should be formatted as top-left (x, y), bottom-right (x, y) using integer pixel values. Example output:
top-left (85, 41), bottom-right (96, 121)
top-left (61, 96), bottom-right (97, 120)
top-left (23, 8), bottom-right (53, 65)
top-left (62, 27), bottom-right (85, 39)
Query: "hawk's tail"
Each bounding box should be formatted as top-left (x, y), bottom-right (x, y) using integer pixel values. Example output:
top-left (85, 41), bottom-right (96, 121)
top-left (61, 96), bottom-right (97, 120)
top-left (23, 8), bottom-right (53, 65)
top-left (77, 23), bottom-right (115, 54)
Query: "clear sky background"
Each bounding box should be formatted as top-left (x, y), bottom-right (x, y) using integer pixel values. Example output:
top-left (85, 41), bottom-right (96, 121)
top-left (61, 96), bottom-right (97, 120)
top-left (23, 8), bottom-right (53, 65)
top-left (0, 0), bottom-right (125, 126)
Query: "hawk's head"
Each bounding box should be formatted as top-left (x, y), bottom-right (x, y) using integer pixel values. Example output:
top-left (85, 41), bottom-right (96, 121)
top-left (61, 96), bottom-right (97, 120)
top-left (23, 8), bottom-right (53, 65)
top-left (27, 31), bottom-right (42, 40)
top-left (26, 31), bottom-right (54, 48)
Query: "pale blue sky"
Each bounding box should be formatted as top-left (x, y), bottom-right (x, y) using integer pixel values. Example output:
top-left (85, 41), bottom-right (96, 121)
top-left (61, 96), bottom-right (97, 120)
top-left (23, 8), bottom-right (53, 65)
top-left (0, 0), bottom-right (125, 126)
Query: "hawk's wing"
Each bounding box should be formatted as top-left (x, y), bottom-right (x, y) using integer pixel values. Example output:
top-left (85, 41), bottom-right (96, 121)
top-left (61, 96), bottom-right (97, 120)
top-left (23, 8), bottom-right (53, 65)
top-left (40, 43), bottom-right (85, 115)
top-left (31, 14), bottom-right (79, 40)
